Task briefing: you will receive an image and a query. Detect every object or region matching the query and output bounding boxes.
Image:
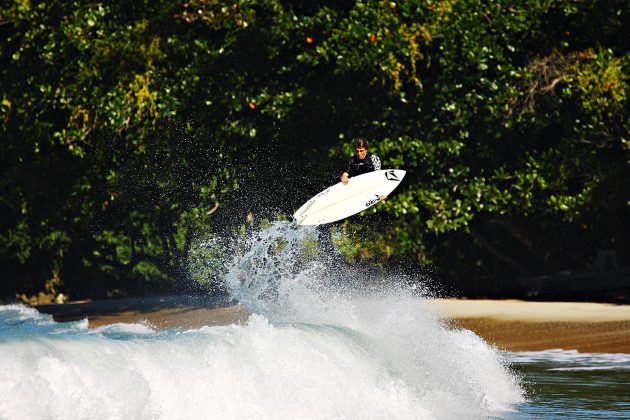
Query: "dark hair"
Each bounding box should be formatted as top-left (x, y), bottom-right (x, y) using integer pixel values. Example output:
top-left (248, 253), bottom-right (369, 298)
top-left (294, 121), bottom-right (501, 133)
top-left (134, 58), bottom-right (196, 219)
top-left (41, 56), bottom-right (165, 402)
top-left (354, 137), bottom-right (368, 149)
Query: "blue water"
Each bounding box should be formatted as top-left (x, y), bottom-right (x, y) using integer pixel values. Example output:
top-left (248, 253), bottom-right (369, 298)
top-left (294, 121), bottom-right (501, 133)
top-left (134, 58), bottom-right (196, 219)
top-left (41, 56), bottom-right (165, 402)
top-left (1, 222), bottom-right (627, 419)
top-left (506, 350), bottom-right (630, 418)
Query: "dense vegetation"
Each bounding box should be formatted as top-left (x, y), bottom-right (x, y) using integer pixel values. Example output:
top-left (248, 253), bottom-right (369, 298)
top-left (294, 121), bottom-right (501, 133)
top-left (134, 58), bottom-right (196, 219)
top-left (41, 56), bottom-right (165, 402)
top-left (1, 0), bottom-right (628, 302)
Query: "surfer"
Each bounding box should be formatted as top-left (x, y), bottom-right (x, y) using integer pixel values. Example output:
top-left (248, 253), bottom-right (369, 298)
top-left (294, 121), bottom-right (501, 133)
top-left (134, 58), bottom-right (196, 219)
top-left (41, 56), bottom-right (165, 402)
top-left (313, 137), bottom-right (383, 259)
top-left (340, 137), bottom-right (381, 184)
top-left (340, 137), bottom-right (385, 201)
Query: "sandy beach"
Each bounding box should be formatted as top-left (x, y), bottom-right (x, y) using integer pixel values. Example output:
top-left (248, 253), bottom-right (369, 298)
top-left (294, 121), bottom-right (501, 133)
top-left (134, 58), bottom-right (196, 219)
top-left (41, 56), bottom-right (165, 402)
top-left (428, 299), bottom-right (630, 353)
top-left (34, 296), bottom-right (630, 353)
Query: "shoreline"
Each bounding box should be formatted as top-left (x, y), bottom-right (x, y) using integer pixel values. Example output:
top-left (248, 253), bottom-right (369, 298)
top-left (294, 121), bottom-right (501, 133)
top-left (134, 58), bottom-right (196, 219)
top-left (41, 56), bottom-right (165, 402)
top-left (428, 299), bottom-right (630, 353)
top-left (32, 296), bottom-right (630, 353)
top-left (426, 298), bottom-right (630, 322)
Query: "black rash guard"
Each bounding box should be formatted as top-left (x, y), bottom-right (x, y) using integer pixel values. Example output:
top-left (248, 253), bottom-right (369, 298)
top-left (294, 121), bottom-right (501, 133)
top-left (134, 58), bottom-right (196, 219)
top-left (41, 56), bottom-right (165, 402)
top-left (343, 153), bottom-right (382, 177)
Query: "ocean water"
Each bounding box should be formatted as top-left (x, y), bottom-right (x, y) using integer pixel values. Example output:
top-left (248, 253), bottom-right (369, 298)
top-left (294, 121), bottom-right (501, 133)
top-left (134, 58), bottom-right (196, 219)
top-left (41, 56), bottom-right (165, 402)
top-left (0, 222), bottom-right (626, 419)
top-left (506, 350), bottom-right (630, 418)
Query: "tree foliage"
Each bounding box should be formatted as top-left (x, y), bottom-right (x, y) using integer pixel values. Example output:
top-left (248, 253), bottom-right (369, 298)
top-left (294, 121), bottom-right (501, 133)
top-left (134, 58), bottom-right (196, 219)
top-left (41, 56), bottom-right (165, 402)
top-left (1, 0), bottom-right (628, 300)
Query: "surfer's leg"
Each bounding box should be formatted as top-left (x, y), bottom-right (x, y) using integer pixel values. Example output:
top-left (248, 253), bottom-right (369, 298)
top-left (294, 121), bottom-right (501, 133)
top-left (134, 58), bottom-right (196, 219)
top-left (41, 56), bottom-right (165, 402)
top-left (317, 224), bottom-right (330, 252)
top-left (317, 224), bottom-right (338, 259)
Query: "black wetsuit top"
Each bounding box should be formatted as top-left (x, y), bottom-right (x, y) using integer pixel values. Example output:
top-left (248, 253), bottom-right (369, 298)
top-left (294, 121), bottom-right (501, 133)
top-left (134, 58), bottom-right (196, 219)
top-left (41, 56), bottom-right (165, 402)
top-left (343, 153), bottom-right (382, 177)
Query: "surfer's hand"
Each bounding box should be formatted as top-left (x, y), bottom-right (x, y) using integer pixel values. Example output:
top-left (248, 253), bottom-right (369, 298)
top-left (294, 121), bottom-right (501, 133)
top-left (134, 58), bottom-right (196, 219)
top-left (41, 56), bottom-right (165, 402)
top-left (379, 195), bottom-right (386, 202)
top-left (341, 173), bottom-right (349, 185)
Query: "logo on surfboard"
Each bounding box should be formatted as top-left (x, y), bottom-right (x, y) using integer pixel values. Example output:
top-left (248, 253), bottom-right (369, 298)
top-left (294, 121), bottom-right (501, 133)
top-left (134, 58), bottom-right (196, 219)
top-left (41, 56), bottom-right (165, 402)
top-left (385, 170), bottom-right (400, 181)
top-left (365, 194), bottom-right (380, 207)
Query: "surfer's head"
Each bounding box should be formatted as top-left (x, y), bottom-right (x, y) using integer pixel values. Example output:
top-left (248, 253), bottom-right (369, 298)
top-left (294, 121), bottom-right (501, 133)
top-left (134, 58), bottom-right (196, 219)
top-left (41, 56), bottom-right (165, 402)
top-left (354, 137), bottom-right (368, 160)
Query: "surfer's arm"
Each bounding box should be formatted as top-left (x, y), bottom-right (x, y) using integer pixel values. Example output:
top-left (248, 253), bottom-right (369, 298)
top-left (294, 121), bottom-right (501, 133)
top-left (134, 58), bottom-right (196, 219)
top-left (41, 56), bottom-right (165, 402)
top-left (340, 158), bottom-right (353, 184)
top-left (371, 155), bottom-right (381, 171)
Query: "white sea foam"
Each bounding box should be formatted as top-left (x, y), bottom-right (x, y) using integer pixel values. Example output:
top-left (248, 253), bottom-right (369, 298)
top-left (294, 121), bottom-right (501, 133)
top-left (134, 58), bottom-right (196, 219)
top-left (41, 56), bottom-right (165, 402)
top-left (0, 303), bottom-right (53, 325)
top-left (0, 221), bottom-right (525, 419)
top-left (91, 322), bottom-right (156, 335)
top-left (506, 349), bottom-right (630, 371)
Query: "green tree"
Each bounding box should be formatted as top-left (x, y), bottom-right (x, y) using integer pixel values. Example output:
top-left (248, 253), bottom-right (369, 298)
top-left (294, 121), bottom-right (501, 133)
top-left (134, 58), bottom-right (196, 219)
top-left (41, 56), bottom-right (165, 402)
top-left (1, 0), bottom-right (628, 300)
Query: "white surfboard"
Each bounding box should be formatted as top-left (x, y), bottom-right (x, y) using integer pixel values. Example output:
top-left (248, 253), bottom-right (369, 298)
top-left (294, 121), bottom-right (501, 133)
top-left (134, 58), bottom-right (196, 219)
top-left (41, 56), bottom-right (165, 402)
top-left (293, 169), bottom-right (406, 226)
